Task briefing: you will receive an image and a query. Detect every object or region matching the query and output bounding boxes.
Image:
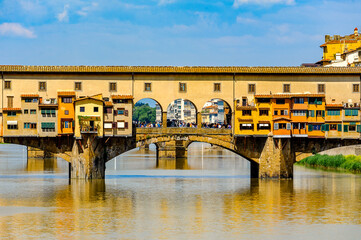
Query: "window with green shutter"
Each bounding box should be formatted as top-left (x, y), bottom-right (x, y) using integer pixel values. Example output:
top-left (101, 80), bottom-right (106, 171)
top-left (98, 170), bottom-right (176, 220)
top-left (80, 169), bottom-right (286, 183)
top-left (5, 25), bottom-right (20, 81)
top-left (321, 125), bottom-right (325, 131)
top-left (338, 124), bottom-right (342, 132)
top-left (322, 110), bottom-right (325, 118)
top-left (344, 125), bottom-right (348, 132)
top-left (352, 109), bottom-right (358, 116)
top-left (325, 124), bottom-right (329, 131)
top-left (41, 109), bottom-right (45, 114)
top-left (308, 124), bottom-right (313, 132)
top-left (51, 109), bottom-right (56, 114)
top-left (345, 109), bottom-right (352, 116)
top-left (357, 125), bottom-right (361, 133)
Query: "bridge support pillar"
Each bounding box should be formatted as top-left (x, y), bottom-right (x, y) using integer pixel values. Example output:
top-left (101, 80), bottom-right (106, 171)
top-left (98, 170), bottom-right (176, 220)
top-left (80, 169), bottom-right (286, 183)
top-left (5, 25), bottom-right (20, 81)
top-left (27, 146), bottom-right (54, 159)
top-left (156, 140), bottom-right (188, 168)
top-left (70, 134), bottom-right (106, 179)
top-left (259, 136), bottom-right (294, 179)
top-left (197, 112), bottom-right (202, 129)
top-left (162, 112), bottom-right (167, 128)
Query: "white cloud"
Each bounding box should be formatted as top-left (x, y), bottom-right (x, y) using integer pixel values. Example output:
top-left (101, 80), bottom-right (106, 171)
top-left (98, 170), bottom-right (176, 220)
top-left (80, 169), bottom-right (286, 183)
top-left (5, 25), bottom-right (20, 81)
top-left (77, 2), bottom-right (99, 16)
top-left (158, 0), bottom-right (176, 6)
top-left (233, 0), bottom-right (295, 8)
top-left (57, 4), bottom-right (69, 22)
top-left (0, 22), bottom-right (36, 38)
top-left (236, 16), bottom-right (258, 24)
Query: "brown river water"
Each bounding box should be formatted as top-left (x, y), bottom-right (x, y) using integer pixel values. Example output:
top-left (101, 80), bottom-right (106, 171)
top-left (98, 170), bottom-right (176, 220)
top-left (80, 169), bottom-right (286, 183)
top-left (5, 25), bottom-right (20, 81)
top-left (0, 143), bottom-right (360, 240)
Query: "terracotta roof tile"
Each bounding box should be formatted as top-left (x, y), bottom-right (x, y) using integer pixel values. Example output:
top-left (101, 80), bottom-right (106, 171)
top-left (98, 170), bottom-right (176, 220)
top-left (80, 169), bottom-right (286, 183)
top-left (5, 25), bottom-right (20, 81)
top-left (0, 65), bottom-right (360, 74)
top-left (57, 91), bottom-right (76, 96)
top-left (3, 108), bottom-right (22, 111)
top-left (21, 94), bottom-right (39, 98)
top-left (111, 95), bottom-right (133, 100)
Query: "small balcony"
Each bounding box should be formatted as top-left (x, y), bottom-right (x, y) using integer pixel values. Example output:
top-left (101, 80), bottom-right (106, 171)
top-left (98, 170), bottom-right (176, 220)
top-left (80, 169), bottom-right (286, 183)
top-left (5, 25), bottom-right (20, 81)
top-left (80, 126), bottom-right (99, 134)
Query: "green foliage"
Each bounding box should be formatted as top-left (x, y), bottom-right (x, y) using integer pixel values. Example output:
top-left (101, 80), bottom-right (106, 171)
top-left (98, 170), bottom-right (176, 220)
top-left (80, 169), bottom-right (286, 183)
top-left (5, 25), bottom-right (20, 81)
top-left (297, 154), bottom-right (361, 173)
top-left (133, 103), bottom-right (156, 123)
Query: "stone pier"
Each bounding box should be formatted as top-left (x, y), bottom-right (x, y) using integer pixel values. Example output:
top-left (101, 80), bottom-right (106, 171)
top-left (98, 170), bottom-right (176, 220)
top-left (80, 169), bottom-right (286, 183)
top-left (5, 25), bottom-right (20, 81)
top-left (259, 136), bottom-right (295, 179)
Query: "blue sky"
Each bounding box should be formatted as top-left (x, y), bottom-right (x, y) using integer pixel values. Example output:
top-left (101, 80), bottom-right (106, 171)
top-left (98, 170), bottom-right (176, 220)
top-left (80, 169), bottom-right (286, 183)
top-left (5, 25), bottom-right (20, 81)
top-left (0, 0), bottom-right (360, 66)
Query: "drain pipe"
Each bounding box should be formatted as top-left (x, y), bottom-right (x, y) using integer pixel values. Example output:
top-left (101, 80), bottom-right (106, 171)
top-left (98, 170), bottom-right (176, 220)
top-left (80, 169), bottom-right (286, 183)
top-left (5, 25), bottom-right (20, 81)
top-left (1, 71), bottom-right (4, 137)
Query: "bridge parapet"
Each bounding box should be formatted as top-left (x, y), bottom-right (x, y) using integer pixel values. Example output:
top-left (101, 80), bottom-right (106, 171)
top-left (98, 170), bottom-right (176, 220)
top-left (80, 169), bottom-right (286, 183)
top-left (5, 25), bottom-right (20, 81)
top-left (136, 127), bottom-right (232, 135)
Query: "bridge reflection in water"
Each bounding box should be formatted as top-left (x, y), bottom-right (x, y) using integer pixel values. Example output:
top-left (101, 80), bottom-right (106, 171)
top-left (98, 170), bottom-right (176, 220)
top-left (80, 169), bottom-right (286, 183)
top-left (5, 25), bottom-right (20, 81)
top-left (1, 142), bottom-right (361, 239)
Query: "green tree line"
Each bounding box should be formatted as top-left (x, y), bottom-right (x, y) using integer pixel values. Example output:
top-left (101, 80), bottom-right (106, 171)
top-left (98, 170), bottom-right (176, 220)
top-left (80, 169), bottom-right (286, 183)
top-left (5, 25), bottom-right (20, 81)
top-left (132, 102), bottom-right (156, 123)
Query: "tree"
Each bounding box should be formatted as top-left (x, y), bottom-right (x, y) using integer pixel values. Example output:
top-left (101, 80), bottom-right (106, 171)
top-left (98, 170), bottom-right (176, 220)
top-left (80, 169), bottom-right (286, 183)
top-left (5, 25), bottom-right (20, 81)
top-left (133, 103), bottom-right (156, 123)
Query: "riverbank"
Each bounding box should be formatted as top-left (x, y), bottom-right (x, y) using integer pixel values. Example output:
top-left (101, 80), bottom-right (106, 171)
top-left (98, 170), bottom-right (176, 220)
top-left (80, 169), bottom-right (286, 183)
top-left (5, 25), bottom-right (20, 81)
top-left (296, 154), bottom-right (361, 173)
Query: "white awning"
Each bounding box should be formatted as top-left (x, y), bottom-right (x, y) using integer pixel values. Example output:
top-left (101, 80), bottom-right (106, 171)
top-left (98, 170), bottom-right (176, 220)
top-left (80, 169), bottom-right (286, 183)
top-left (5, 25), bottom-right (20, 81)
top-left (7, 121), bottom-right (17, 125)
top-left (104, 123), bottom-right (112, 129)
top-left (117, 122), bottom-right (125, 128)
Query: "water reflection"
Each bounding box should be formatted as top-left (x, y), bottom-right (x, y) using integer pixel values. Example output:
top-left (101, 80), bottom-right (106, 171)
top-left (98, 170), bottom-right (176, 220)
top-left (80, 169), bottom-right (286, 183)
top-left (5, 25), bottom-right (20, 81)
top-left (0, 144), bottom-right (361, 239)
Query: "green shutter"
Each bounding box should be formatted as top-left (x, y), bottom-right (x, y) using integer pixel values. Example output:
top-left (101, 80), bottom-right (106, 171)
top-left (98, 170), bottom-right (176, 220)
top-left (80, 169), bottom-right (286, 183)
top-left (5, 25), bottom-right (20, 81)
top-left (337, 124), bottom-right (342, 132)
top-left (357, 125), bottom-right (361, 133)
top-left (344, 125), bottom-right (348, 132)
top-left (51, 109), bottom-right (55, 114)
top-left (352, 109), bottom-right (358, 116)
top-left (41, 109), bottom-right (45, 114)
top-left (322, 110), bottom-right (325, 118)
top-left (306, 110), bottom-right (309, 118)
top-left (308, 124), bottom-right (313, 132)
top-left (50, 122), bottom-right (55, 128)
top-left (326, 124), bottom-right (329, 131)
top-left (345, 109), bottom-right (351, 116)
top-left (321, 125), bottom-right (325, 131)
top-left (41, 122), bottom-right (46, 128)
top-left (311, 110), bottom-right (315, 117)
top-left (46, 109), bottom-right (51, 114)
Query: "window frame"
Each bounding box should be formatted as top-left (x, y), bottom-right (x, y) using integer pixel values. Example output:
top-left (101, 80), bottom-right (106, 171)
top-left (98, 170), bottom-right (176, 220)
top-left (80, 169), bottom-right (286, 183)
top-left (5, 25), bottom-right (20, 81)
top-left (74, 82), bottom-right (82, 91)
top-left (248, 84), bottom-right (256, 94)
top-left (318, 84), bottom-right (325, 93)
top-left (39, 81), bottom-right (47, 91)
top-left (283, 84), bottom-right (290, 93)
top-left (214, 83), bottom-right (221, 92)
top-left (144, 83), bottom-right (152, 92)
top-left (179, 82), bottom-right (187, 93)
top-left (109, 82), bottom-right (117, 92)
top-left (4, 80), bottom-right (11, 89)
top-left (353, 84), bottom-right (359, 93)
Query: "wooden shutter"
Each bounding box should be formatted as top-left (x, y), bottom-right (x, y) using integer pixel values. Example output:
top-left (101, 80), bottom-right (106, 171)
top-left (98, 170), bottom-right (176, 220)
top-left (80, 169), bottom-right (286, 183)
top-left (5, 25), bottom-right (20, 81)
top-left (125, 110), bottom-right (128, 116)
top-left (125, 122), bottom-right (128, 129)
top-left (114, 110), bottom-right (117, 115)
top-left (337, 124), bottom-right (342, 132)
top-left (308, 124), bottom-right (313, 132)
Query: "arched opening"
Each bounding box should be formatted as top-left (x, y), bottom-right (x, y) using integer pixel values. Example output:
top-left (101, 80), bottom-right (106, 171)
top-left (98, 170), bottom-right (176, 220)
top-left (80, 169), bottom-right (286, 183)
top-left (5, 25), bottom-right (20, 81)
top-left (186, 142), bottom-right (251, 175)
top-left (166, 99), bottom-right (197, 127)
top-left (133, 98), bottom-right (163, 128)
top-left (201, 99), bottom-right (232, 128)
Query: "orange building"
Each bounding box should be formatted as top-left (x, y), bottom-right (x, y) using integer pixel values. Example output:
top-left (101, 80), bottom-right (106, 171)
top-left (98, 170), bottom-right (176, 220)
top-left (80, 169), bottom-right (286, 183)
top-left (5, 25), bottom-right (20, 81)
top-left (271, 95), bottom-right (292, 138)
top-left (57, 91), bottom-right (76, 135)
top-left (306, 94), bottom-right (326, 138)
top-left (291, 95), bottom-right (308, 137)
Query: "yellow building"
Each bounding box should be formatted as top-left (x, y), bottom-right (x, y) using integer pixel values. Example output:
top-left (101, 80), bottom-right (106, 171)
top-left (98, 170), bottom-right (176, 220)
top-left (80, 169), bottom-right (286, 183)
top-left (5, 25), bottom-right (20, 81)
top-left (254, 95), bottom-right (272, 136)
top-left (324, 104), bottom-right (343, 138)
top-left (235, 105), bottom-right (257, 136)
top-left (2, 108), bottom-right (22, 136)
top-left (74, 94), bottom-right (104, 138)
top-left (342, 105), bottom-right (361, 139)
top-left (320, 27), bottom-right (361, 65)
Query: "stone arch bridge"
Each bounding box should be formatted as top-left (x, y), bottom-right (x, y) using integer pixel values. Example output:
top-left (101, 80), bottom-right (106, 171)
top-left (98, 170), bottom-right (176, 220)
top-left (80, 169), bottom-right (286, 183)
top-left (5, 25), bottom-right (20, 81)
top-left (3, 129), bottom-right (360, 179)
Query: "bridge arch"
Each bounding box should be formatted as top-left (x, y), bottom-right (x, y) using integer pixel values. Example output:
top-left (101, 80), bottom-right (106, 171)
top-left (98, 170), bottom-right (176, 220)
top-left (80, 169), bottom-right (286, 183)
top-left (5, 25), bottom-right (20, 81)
top-left (133, 98), bottom-right (164, 127)
top-left (200, 98), bottom-right (232, 128)
top-left (166, 98), bottom-right (198, 127)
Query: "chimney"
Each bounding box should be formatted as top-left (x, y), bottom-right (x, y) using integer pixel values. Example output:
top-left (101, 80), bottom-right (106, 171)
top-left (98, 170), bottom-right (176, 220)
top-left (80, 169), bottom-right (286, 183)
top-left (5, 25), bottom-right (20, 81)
top-left (354, 27), bottom-right (359, 36)
top-left (325, 35), bottom-right (331, 42)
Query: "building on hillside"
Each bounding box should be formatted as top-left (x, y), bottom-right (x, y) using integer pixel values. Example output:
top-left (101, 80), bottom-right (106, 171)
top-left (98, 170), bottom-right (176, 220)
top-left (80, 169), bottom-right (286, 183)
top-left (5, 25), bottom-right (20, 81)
top-left (38, 97), bottom-right (58, 137)
top-left (201, 99), bottom-right (226, 124)
top-left (21, 94), bottom-right (39, 137)
top-left (306, 95), bottom-right (326, 138)
top-left (320, 27), bottom-right (361, 66)
top-left (111, 95), bottom-right (133, 137)
top-left (74, 94), bottom-right (104, 138)
top-left (57, 91), bottom-right (76, 136)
